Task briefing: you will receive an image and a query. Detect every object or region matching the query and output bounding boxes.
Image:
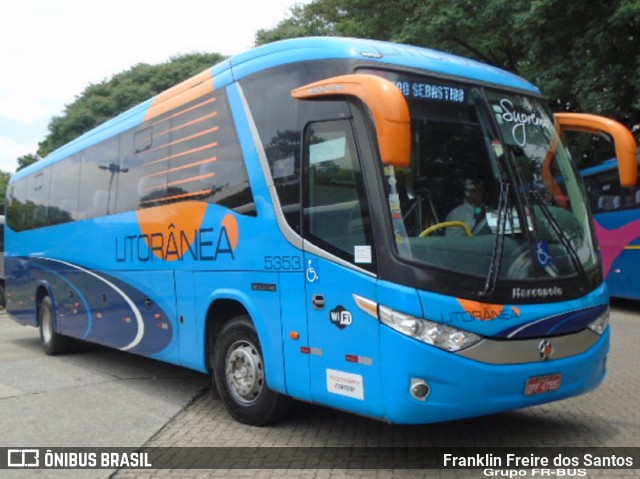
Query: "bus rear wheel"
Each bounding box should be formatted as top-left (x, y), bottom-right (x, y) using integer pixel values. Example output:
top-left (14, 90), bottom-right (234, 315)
top-left (212, 315), bottom-right (292, 426)
top-left (39, 296), bottom-right (71, 355)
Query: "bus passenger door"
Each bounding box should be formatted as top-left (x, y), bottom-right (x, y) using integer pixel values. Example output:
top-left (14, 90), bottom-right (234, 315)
top-left (301, 119), bottom-right (382, 417)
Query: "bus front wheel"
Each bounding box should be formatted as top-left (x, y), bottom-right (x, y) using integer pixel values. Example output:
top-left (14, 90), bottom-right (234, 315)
top-left (39, 296), bottom-right (71, 356)
top-left (212, 315), bottom-right (292, 426)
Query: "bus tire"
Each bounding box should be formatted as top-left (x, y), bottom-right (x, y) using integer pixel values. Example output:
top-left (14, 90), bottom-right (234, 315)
top-left (213, 315), bottom-right (292, 426)
top-left (39, 296), bottom-right (71, 356)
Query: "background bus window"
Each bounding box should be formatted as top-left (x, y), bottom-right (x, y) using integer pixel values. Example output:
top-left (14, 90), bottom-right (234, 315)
top-left (583, 166), bottom-right (639, 213)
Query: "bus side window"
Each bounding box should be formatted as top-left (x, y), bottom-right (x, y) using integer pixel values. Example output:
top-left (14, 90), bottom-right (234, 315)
top-left (240, 61), bottom-right (342, 231)
top-left (7, 182), bottom-right (26, 231)
top-left (28, 170), bottom-right (50, 229)
top-left (302, 119), bottom-right (374, 268)
top-left (134, 127), bottom-right (153, 153)
top-left (589, 169), bottom-right (626, 213)
top-left (49, 156), bottom-right (80, 224)
top-left (78, 138), bottom-right (119, 219)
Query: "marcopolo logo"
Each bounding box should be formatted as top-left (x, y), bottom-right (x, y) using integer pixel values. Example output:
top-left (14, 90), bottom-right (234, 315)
top-left (116, 202), bottom-right (239, 263)
top-left (512, 286), bottom-right (564, 300)
top-left (538, 339), bottom-right (554, 360)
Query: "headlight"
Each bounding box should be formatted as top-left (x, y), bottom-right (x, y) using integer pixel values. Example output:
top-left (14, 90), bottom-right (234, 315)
top-left (379, 305), bottom-right (482, 352)
top-left (588, 306), bottom-right (610, 335)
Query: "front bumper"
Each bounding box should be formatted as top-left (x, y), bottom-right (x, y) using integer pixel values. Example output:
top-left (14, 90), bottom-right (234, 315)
top-left (379, 325), bottom-right (609, 424)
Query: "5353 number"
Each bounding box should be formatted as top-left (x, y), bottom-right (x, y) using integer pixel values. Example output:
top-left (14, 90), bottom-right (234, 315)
top-left (264, 255), bottom-right (302, 270)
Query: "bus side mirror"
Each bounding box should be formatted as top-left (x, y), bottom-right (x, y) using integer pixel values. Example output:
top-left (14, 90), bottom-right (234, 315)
top-left (292, 74), bottom-right (412, 168)
top-left (555, 113), bottom-right (638, 187)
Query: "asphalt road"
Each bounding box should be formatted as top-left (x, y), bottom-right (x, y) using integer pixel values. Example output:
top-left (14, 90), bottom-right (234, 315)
top-left (1, 299), bottom-right (639, 479)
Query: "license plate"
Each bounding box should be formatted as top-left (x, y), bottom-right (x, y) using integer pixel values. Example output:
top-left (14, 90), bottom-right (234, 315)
top-left (525, 373), bottom-right (562, 396)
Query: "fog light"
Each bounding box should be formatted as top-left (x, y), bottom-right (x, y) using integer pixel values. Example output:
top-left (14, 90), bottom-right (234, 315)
top-left (410, 378), bottom-right (430, 401)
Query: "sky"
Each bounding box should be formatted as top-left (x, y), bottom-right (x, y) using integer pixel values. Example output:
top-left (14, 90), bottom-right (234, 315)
top-left (0, 0), bottom-right (305, 173)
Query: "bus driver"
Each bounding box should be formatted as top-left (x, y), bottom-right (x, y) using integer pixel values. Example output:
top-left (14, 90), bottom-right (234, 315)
top-left (446, 178), bottom-right (487, 236)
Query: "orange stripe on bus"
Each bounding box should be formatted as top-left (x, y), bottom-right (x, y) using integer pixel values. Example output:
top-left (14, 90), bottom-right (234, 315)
top-left (143, 157), bottom-right (217, 178)
top-left (144, 70), bottom-right (215, 122)
top-left (142, 182), bottom-right (165, 192)
top-left (141, 173), bottom-right (215, 192)
top-left (145, 142), bottom-right (218, 167)
top-left (140, 189), bottom-right (213, 205)
top-left (166, 172), bottom-right (215, 189)
top-left (147, 126), bottom-right (219, 154)
top-left (148, 96), bottom-right (217, 130)
top-left (152, 111), bottom-right (219, 140)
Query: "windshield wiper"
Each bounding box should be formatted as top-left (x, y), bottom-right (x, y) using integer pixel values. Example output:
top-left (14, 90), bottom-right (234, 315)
top-left (479, 180), bottom-right (510, 297)
top-left (528, 190), bottom-right (589, 287)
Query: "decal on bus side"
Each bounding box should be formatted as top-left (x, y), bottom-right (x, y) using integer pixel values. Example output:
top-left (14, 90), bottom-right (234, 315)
top-left (326, 369), bottom-right (365, 400)
top-left (115, 202), bottom-right (239, 263)
top-left (330, 305), bottom-right (353, 329)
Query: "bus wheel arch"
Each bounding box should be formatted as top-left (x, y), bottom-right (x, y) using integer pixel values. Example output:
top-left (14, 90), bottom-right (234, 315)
top-left (36, 291), bottom-right (71, 356)
top-left (205, 299), bottom-right (247, 399)
top-left (35, 284), bottom-right (51, 328)
top-left (206, 300), bottom-right (292, 425)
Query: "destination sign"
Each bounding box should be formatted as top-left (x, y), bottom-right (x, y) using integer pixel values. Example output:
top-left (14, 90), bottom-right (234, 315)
top-left (394, 81), bottom-right (465, 103)
top-left (359, 68), bottom-right (467, 103)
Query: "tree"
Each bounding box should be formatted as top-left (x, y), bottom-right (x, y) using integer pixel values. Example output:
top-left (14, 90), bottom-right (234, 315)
top-left (16, 153), bottom-right (39, 172)
top-left (256, 0), bottom-right (640, 165)
top-left (0, 170), bottom-right (10, 213)
top-left (255, 0), bottom-right (416, 44)
top-left (255, 4), bottom-right (334, 44)
top-left (403, 0), bottom-right (639, 164)
top-left (35, 52), bottom-right (226, 158)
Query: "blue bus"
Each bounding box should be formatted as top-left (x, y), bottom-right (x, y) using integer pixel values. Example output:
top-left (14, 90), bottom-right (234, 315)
top-left (5, 37), bottom-right (637, 426)
top-left (582, 154), bottom-right (640, 300)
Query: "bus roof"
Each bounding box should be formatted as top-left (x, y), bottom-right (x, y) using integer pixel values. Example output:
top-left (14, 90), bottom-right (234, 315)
top-left (227, 36), bottom-right (539, 92)
top-left (14, 36), bottom-right (540, 182)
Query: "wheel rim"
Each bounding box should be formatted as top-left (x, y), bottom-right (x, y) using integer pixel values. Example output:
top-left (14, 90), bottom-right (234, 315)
top-left (225, 339), bottom-right (264, 405)
top-left (41, 307), bottom-right (53, 345)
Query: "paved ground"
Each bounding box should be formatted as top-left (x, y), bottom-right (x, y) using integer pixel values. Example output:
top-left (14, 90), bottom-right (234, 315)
top-left (1, 299), bottom-right (639, 478)
top-left (116, 299), bottom-right (640, 479)
top-left (0, 313), bottom-right (207, 478)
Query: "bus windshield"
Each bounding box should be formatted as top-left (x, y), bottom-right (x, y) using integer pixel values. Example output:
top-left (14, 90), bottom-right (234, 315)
top-left (369, 71), bottom-right (598, 284)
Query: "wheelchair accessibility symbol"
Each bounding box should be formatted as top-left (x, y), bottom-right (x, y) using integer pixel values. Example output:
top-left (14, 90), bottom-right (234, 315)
top-left (306, 259), bottom-right (320, 283)
top-left (536, 241), bottom-right (553, 267)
